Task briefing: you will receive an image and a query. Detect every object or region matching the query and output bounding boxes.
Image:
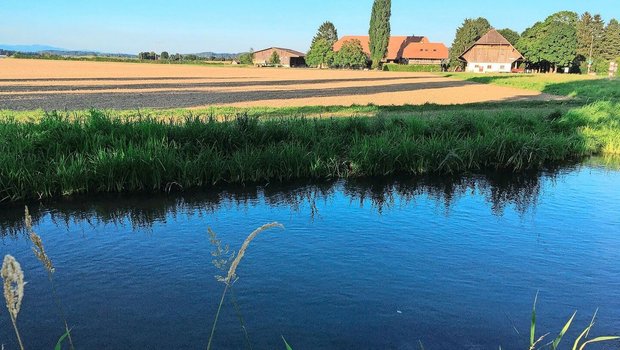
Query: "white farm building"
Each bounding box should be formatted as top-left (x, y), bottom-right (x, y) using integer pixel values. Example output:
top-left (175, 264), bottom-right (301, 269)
top-left (459, 29), bottom-right (523, 73)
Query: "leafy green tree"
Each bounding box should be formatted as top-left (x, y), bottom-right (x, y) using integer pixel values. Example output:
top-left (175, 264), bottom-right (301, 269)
top-left (307, 22), bottom-right (339, 68)
top-left (368, 0), bottom-right (391, 69)
top-left (603, 19), bottom-right (620, 60)
top-left (238, 48), bottom-right (254, 65)
top-left (517, 22), bottom-right (545, 66)
top-left (306, 38), bottom-right (335, 68)
top-left (269, 51), bottom-right (281, 65)
top-left (333, 39), bottom-right (368, 69)
top-left (160, 51), bottom-right (169, 60)
top-left (497, 28), bottom-right (520, 46)
top-left (312, 21), bottom-right (339, 46)
top-left (517, 11), bottom-right (578, 72)
top-left (449, 17), bottom-right (491, 69)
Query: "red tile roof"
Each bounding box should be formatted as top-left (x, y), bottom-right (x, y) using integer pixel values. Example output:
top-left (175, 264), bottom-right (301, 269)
top-left (402, 42), bottom-right (449, 60)
top-left (333, 35), bottom-right (448, 61)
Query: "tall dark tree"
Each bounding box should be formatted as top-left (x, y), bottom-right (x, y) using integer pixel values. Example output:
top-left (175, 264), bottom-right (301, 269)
top-left (603, 19), bottom-right (620, 60)
top-left (160, 51), bottom-right (169, 60)
top-left (312, 21), bottom-right (339, 46)
top-left (368, 0), bottom-right (391, 69)
top-left (576, 12), bottom-right (605, 70)
top-left (449, 17), bottom-right (491, 69)
top-left (497, 28), bottom-right (520, 46)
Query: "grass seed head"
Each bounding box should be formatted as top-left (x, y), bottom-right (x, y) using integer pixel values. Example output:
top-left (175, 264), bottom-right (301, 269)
top-left (1, 255), bottom-right (25, 320)
top-left (25, 206), bottom-right (55, 273)
top-left (225, 222), bottom-right (284, 285)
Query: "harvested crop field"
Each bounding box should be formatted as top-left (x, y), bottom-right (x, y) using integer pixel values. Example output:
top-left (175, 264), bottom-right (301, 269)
top-left (0, 59), bottom-right (565, 110)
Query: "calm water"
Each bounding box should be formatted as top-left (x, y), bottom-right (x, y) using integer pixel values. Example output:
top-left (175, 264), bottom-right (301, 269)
top-left (1, 163), bottom-right (620, 350)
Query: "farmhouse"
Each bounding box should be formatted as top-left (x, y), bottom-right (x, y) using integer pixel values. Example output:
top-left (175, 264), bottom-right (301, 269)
top-left (253, 47), bottom-right (306, 67)
top-left (459, 29), bottom-right (523, 73)
top-left (333, 36), bottom-right (449, 65)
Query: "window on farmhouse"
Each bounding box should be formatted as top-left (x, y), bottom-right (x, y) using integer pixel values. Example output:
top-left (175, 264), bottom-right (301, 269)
top-left (487, 65), bottom-right (492, 69)
top-left (500, 65), bottom-right (505, 70)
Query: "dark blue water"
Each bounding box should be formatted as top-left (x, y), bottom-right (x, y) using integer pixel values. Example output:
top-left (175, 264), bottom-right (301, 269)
top-left (1, 163), bottom-right (620, 350)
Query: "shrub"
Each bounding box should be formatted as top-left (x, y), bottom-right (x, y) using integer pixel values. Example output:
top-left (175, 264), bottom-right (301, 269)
top-left (333, 39), bottom-right (368, 69)
top-left (383, 63), bottom-right (443, 72)
top-left (269, 51), bottom-right (281, 65)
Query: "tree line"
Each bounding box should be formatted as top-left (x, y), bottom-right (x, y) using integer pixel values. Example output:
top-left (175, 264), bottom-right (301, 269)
top-left (450, 11), bottom-right (620, 73)
top-left (137, 51), bottom-right (231, 61)
top-left (305, 0), bottom-right (391, 69)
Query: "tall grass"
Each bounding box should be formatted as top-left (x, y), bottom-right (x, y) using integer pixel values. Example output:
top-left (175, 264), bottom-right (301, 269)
top-left (528, 292), bottom-right (619, 350)
top-left (0, 102), bottom-right (619, 202)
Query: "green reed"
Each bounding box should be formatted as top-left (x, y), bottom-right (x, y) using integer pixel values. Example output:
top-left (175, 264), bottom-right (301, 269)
top-left (1, 101), bottom-right (619, 202)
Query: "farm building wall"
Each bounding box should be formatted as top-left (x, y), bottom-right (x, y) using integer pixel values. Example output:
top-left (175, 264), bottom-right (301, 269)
top-left (461, 45), bottom-right (521, 66)
top-left (253, 48), bottom-right (305, 67)
top-left (465, 62), bottom-right (514, 73)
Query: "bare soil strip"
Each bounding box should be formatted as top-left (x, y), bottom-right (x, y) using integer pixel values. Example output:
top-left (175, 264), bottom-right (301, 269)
top-left (0, 59), bottom-right (564, 110)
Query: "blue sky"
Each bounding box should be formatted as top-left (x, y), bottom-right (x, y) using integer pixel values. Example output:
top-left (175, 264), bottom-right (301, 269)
top-left (1, 0), bottom-right (618, 54)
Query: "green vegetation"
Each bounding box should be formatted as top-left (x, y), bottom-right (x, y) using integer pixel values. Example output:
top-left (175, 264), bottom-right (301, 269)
top-left (603, 19), bottom-right (620, 61)
top-left (332, 39), bottom-right (368, 69)
top-left (368, 0), bottom-right (391, 69)
top-left (0, 101), bottom-right (618, 202)
top-left (269, 51), bottom-right (281, 65)
top-left (528, 292), bottom-right (619, 350)
top-left (449, 17), bottom-right (491, 69)
top-left (517, 12), bottom-right (579, 73)
top-left (497, 28), bottom-right (520, 46)
top-left (238, 48), bottom-right (255, 65)
top-left (449, 11), bottom-right (619, 73)
top-left (306, 38), bottom-right (335, 68)
top-left (312, 21), bottom-right (339, 45)
top-left (443, 73), bottom-right (620, 101)
top-left (383, 63), bottom-right (442, 72)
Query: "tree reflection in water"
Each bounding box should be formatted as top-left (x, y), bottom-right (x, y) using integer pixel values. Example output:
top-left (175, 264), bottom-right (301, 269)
top-left (0, 165), bottom-right (578, 238)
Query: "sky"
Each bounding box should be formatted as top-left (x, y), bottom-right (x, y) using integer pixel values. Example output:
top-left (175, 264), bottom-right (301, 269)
top-left (1, 0), bottom-right (619, 54)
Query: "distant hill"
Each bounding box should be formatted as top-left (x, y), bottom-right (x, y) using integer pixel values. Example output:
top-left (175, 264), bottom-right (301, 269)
top-left (41, 50), bottom-right (136, 58)
top-left (0, 44), bottom-right (66, 52)
top-left (193, 52), bottom-right (239, 59)
top-left (1, 44), bottom-right (238, 60)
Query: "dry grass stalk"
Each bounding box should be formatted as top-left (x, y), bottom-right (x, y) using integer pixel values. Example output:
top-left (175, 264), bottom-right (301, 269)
top-left (224, 222), bottom-right (284, 285)
top-left (207, 222), bottom-right (284, 350)
top-left (24, 206), bottom-right (55, 274)
top-left (2, 255), bottom-right (26, 350)
top-left (23, 207), bottom-right (74, 350)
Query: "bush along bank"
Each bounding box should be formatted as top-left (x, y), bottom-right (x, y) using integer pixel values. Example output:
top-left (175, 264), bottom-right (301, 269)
top-left (383, 63), bottom-right (444, 72)
top-left (0, 101), bottom-right (619, 202)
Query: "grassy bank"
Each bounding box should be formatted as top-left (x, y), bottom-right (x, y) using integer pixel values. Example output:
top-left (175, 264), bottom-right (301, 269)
top-left (443, 73), bottom-right (620, 102)
top-left (1, 101), bottom-right (619, 202)
top-left (0, 100), bottom-right (581, 123)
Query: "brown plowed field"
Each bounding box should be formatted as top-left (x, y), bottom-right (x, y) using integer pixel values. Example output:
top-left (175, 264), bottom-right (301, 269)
top-left (0, 59), bottom-right (564, 110)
